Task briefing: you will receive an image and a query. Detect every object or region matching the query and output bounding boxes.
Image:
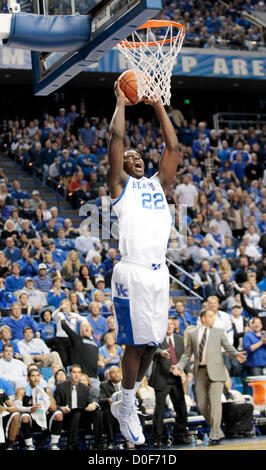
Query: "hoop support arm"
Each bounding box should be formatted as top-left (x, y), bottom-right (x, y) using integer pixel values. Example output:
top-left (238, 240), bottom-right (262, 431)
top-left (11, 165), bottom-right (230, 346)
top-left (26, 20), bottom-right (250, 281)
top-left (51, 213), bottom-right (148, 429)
top-left (3, 12), bottom-right (91, 52)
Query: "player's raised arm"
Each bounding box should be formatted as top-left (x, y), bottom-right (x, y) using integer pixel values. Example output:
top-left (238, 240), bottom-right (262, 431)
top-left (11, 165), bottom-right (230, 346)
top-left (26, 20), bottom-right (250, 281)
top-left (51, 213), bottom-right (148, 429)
top-left (107, 81), bottom-right (131, 199)
top-left (148, 98), bottom-right (179, 191)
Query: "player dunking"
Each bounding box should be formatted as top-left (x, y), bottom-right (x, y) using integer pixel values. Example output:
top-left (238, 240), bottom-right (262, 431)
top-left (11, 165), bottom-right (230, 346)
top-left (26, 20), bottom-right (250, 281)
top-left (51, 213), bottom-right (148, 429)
top-left (107, 81), bottom-right (179, 445)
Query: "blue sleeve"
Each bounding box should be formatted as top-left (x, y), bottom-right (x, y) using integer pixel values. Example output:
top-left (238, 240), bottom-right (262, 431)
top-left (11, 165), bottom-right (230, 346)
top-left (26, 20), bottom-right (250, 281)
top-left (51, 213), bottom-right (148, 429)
top-left (243, 334), bottom-right (252, 353)
top-left (29, 317), bottom-right (38, 333)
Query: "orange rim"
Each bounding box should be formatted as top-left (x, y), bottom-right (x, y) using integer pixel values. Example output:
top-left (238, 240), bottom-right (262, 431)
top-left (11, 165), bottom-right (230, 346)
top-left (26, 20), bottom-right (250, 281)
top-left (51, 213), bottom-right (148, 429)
top-left (116, 20), bottom-right (186, 49)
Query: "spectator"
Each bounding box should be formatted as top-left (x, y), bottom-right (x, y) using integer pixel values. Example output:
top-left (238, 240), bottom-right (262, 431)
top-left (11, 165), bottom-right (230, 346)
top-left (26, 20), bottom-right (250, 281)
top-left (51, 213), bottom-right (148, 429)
top-left (86, 301), bottom-right (108, 345)
top-left (36, 307), bottom-right (56, 343)
top-left (243, 317), bottom-right (266, 376)
top-left (193, 260), bottom-right (221, 299)
top-left (88, 253), bottom-right (106, 281)
top-left (17, 248), bottom-right (39, 277)
top-left (74, 226), bottom-right (101, 257)
top-left (98, 332), bottom-right (123, 380)
top-left (3, 237), bottom-right (21, 263)
top-left (33, 263), bottom-right (53, 293)
top-left (54, 363), bottom-right (103, 450)
top-left (61, 250), bottom-right (81, 283)
top-left (149, 317), bottom-right (187, 447)
top-left (17, 325), bottom-right (62, 368)
top-left (17, 277), bottom-right (47, 311)
top-left (52, 299), bottom-right (85, 367)
top-left (0, 344), bottom-right (27, 387)
top-left (18, 291), bottom-right (37, 317)
top-left (0, 302), bottom-right (38, 341)
top-left (47, 277), bottom-right (67, 309)
top-left (0, 325), bottom-right (22, 359)
top-left (99, 366), bottom-right (122, 449)
top-left (56, 312), bottom-right (100, 401)
top-left (170, 300), bottom-right (193, 335)
top-left (173, 174), bottom-right (198, 219)
top-left (78, 264), bottom-right (95, 293)
top-left (5, 263), bottom-right (25, 293)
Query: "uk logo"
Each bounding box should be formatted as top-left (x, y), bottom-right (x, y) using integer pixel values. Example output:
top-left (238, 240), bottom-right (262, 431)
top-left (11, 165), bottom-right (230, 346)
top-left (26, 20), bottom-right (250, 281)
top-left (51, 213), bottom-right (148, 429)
top-left (115, 283), bottom-right (129, 297)
top-left (152, 263), bottom-right (161, 270)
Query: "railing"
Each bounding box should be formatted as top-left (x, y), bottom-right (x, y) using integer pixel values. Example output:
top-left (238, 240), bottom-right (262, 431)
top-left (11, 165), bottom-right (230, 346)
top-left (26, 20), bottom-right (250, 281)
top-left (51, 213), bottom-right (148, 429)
top-left (213, 112), bottom-right (266, 134)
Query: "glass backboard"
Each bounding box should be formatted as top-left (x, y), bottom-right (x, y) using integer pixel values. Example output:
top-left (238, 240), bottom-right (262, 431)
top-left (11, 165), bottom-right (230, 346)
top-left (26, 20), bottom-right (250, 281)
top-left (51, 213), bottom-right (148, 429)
top-left (32, 0), bottom-right (162, 95)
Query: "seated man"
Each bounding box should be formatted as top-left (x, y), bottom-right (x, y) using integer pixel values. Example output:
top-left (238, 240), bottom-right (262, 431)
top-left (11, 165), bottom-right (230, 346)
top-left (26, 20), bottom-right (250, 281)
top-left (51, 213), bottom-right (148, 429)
top-left (0, 302), bottom-right (39, 341)
top-left (86, 301), bottom-right (108, 346)
top-left (0, 325), bottom-right (22, 359)
top-left (0, 381), bottom-right (20, 450)
top-left (17, 326), bottom-right (63, 368)
top-left (54, 363), bottom-right (103, 450)
top-left (17, 277), bottom-right (48, 312)
top-left (5, 263), bottom-right (25, 293)
top-left (99, 366), bottom-right (122, 449)
top-left (0, 344), bottom-right (27, 388)
top-left (14, 368), bottom-right (63, 450)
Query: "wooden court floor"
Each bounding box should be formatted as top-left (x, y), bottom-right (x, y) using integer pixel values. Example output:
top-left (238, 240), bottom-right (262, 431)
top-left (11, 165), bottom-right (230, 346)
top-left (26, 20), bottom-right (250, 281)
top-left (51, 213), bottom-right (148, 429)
top-left (178, 436), bottom-right (266, 450)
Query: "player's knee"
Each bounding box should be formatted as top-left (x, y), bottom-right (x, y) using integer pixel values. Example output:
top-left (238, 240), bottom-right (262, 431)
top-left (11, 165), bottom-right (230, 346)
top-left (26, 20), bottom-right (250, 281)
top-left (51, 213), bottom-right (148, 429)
top-left (21, 415), bottom-right (30, 424)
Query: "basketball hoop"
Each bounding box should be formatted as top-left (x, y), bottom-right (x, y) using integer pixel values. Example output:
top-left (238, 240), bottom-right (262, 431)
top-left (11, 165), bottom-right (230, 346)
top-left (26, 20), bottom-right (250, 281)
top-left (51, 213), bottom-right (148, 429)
top-left (116, 20), bottom-right (186, 106)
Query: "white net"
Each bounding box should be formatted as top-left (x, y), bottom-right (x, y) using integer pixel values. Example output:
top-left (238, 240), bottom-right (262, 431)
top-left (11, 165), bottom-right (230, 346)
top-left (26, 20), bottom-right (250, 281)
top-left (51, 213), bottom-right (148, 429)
top-left (117, 22), bottom-right (185, 106)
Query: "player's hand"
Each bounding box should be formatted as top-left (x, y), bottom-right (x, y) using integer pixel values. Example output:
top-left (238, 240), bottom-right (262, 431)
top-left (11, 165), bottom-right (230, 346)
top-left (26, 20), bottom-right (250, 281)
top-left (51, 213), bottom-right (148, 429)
top-left (114, 80), bottom-right (134, 106)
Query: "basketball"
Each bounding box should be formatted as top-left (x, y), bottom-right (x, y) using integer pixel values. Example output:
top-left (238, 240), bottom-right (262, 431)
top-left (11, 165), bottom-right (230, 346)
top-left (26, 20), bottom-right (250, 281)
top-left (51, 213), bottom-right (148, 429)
top-left (118, 69), bottom-right (143, 104)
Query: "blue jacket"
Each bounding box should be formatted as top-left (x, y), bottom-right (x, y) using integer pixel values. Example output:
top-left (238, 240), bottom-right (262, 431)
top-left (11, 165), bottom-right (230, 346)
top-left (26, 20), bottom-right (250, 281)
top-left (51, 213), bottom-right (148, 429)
top-left (0, 315), bottom-right (38, 340)
top-left (5, 275), bottom-right (25, 292)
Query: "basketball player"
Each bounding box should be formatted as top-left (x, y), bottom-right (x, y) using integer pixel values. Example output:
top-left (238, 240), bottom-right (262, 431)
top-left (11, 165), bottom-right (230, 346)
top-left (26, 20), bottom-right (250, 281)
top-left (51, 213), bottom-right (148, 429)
top-left (108, 80), bottom-right (179, 444)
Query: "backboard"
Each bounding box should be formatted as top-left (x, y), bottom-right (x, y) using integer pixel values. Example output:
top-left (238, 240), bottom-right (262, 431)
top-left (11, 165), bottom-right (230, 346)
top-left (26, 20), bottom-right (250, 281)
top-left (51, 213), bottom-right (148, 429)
top-left (31, 0), bottom-right (162, 95)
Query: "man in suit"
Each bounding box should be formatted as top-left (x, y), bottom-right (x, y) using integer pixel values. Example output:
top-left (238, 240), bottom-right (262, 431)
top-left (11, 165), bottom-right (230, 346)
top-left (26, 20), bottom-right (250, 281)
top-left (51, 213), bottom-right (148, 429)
top-left (54, 364), bottom-right (103, 450)
top-left (149, 317), bottom-right (188, 447)
top-left (99, 366), bottom-right (122, 449)
top-left (176, 308), bottom-right (246, 445)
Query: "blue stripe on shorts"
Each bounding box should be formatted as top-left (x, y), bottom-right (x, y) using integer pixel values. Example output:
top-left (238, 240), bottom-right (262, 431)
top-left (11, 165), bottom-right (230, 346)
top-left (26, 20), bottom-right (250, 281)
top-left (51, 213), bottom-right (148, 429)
top-left (113, 296), bottom-right (134, 345)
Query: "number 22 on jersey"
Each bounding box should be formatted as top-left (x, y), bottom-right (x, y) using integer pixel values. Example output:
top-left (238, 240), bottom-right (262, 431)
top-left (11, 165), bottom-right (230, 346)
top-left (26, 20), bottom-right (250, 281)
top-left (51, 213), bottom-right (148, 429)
top-left (141, 192), bottom-right (165, 210)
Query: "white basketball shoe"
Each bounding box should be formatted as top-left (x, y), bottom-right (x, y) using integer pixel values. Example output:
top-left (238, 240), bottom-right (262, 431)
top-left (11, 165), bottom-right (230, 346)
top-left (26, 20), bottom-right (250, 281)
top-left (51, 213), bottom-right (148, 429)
top-left (111, 400), bottom-right (145, 445)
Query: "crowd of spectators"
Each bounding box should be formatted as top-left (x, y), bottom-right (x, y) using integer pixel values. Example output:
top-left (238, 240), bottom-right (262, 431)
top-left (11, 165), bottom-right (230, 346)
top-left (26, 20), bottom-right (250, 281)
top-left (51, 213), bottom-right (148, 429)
top-left (0, 93), bottom-right (265, 448)
top-left (0, 0), bottom-right (265, 51)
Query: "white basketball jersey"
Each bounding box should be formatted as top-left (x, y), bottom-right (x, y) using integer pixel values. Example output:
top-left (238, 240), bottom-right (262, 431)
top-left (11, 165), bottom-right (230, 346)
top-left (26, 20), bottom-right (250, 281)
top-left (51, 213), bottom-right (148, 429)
top-left (111, 175), bottom-right (172, 265)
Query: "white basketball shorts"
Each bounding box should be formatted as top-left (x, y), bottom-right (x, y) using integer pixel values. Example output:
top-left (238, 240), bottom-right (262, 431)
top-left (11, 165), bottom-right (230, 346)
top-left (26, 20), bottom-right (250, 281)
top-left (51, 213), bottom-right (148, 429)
top-left (111, 259), bottom-right (169, 346)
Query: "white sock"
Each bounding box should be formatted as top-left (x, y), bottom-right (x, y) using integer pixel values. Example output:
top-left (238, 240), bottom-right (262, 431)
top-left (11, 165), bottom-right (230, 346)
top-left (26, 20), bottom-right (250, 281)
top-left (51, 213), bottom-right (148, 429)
top-left (121, 388), bottom-right (135, 413)
top-left (25, 438), bottom-right (33, 447)
top-left (133, 381), bottom-right (142, 396)
top-left (50, 435), bottom-right (60, 445)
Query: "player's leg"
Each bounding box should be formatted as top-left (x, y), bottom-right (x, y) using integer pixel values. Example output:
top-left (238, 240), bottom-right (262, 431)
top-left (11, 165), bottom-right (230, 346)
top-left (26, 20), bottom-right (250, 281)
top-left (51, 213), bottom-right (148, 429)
top-left (4, 412), bottom-right (20, 450)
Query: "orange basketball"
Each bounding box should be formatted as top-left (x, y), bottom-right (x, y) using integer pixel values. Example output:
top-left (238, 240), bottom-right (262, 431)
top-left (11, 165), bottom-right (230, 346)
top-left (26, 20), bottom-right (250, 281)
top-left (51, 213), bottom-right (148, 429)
top-left (118, 69), bottom-right (143, 104)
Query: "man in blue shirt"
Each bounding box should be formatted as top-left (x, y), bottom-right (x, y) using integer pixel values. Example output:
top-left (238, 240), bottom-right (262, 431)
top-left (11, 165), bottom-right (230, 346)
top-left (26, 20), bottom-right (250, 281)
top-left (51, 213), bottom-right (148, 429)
top-left (5, 263), bottom-right (25, 293)
top-left (33, 263), bottom-right (53, 294)
top-left (232, 153), bottom-right (246, 186)
top-left (3, 237), bottom-right (21, 263)
top-left (217, 140), bottom-right (232, 165)
top-left (169, 300), bottom-right (194, 335)
top-left (0, 302), bottom-right (38, 340)
top-left (86, 301), bottom-right (108, 346)
top-left (55, 228), bottom-right (75, 252)
top-left (77, 145), bottom-right (98, 178)
top-left (243, 317), bottom-right (266, 376)
top-left (17, 248), bottom-right (39, 277)
top-left (220, 236), bottom-right (236, 264)
top-left (59, 149), bottom-right (77, 189)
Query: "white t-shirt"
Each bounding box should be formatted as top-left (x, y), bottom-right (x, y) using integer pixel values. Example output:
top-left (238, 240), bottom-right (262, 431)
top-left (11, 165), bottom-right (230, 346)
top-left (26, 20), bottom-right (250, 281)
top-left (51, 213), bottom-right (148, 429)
top-left (174, 184), bottom-right (198, 207)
